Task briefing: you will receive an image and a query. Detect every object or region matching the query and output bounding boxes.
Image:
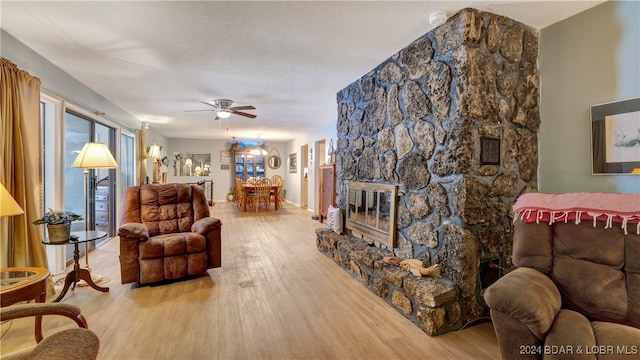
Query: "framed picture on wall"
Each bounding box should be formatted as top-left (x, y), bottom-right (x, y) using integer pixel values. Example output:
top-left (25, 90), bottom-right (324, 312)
top-left (591, 97), bottom-right (640, 174)
top-left (289, 153), bottom-right (297, 173)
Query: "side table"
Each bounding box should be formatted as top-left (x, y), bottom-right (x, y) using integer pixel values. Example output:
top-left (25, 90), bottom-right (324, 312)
top-left (0, 267), bottom-right (50, 342)
top-left (42, 230), bottom-right (109, 302)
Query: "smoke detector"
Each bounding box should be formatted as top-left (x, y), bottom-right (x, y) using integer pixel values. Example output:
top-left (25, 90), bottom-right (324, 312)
top-left (429, 11), bottom-right (447, 27)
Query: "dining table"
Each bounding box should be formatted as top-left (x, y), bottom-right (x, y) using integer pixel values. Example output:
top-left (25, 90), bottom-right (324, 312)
top-left (241, 183), bottom-right (282, 211)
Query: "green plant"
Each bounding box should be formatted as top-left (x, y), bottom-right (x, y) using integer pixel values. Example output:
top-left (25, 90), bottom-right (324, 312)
top-left (32, 208), bottom-right (83, 226)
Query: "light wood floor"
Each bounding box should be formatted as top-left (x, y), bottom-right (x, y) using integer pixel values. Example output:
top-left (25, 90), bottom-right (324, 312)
top-left (1, 202), bottom-right (499, 359)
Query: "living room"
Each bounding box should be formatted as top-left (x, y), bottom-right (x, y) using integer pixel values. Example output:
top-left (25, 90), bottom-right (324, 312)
top-left (2, 1), bottom-right (639, 359)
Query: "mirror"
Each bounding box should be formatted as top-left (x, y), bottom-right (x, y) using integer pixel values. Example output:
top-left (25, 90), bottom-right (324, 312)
top-left (173, 152), bottom-right (211, 176)
top-left (192, 153), bottom-right (211, 176)
top-left (268, 155), bottom-right (281, 169)
top-left (267, 148), bottom-right (282, 169)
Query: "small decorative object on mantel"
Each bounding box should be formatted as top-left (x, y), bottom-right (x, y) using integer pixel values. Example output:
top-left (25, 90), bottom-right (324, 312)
top-left (383, 256), bottom-right (442, 278)
top-left (32, 208), bottom-right (83, 243)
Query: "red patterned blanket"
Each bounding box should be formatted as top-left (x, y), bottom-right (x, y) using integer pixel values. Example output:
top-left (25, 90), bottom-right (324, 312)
top-left (513, 192), bottom-right (640, 234)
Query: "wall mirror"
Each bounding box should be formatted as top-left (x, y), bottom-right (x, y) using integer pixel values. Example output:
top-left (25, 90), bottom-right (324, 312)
top-left (267, 148), bottom-right (282, 169)
top-left (192, 153), bottom-right (211, 176)
top-left (173, 152), bottom-right (211, 176)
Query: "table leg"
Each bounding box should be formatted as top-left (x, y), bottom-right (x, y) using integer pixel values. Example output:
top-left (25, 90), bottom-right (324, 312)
top-left (243, 187), bottom-right (249, 211)
top-left (77, 268), bottom-right (108, 293)
top-left (52, 271), bottom-right (77, 302)
top-left (52, 241), bottom-right (109, 302)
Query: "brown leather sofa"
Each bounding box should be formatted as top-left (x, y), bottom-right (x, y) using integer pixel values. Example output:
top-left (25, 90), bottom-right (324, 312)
top-left (118, 183), bottom-right (222, 284)
top-left (484, 194), bottom-right (640, 359)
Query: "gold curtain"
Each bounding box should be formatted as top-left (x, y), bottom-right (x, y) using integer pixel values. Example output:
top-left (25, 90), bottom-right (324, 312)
top-left (0, 58), bottom-right (52, 295)
top-left (135, 129), bottom-right (147, 185)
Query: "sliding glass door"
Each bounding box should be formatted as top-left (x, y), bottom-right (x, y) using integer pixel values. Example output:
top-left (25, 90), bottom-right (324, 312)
top-left (64, 111), bottom-right (116, 261)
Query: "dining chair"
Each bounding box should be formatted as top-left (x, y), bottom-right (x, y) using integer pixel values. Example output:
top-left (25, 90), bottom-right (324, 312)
top-left (271, 175), bottom-right (283, 184)
top-left (271, 177), bottom-right (284, 209)
top-left (249, 178), bottom-right (272, 212)
top-left (234, 178), bottom-right (245, 210)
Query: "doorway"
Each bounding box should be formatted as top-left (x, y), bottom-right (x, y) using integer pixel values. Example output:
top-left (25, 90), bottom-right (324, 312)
top-left (300, 144), bottom-right (309, 209)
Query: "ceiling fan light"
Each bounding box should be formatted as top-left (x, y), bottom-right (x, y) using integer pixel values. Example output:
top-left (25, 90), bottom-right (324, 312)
top-left (217, 109), bottom-right (231, 118)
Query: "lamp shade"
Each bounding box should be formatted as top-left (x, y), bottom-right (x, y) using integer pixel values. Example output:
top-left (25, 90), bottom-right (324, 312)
top-left (147, 143), bottom-right (162, 160)
top-left (72, 142), bottom-right (119, 169)
top-left (0, 183), bottom-right (24, 217)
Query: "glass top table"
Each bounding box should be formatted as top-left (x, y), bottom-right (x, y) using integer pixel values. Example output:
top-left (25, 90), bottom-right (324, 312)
top-left (1, 266), bottom-right (50, 343)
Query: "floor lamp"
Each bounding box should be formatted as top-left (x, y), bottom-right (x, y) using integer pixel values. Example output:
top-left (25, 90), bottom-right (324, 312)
top-left (71, 142), bottom-right (118, 284)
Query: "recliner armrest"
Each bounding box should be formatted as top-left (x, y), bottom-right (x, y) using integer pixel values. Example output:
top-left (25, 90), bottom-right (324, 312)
top-left (192, 217), bottom-right (222, 235)
top-left (117, 222), bottom-right (149, 241)
top-left (484, 267), bottom-right (561, 340)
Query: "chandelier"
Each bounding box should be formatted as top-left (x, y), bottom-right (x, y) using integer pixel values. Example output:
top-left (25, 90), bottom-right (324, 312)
top-left (249, 136), bottom-right (267, 156)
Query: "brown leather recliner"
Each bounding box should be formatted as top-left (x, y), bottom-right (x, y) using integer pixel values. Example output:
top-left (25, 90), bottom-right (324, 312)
top-left (118, 183), bottom-right (222, 284)
top-left (484, 193), bottom-right (640, 360)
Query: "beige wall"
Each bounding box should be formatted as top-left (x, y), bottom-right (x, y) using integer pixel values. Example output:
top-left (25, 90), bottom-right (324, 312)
top-left (539, 0), bottom-right (640, 193)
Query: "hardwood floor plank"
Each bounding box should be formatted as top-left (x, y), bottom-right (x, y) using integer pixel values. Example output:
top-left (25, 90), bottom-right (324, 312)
top-left (1, 202), bottom-right (499, 359)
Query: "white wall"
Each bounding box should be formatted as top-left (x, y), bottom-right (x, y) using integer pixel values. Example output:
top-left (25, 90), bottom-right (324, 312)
top-left (539, 1), bottom-right (640, 193)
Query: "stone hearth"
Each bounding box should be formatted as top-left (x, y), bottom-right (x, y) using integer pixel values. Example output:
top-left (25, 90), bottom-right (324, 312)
top-left (318, 8), bottom-right (540, 336)
top-left (316, 229), bottom-right (460, 336)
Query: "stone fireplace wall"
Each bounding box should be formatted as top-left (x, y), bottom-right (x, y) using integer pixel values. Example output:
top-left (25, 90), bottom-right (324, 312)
top-left (333, 8), bottom-right (540, 326)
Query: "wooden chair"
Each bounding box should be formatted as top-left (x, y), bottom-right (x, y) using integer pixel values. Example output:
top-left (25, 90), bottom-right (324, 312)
top-left (234, 178), bottom-right (245, 210)
top-left (271, 177), bottom-right (284, 209)
top-left (249, 178), bottom-right (272, 212)
top-left (271, 175), bottom-right (283, 184)
top-left (0, 303), bottom-right (99, 360)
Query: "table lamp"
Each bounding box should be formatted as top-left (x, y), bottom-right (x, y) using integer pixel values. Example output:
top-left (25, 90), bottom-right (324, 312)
top-left (147, 144), bottom-right (162, 183)
top-left (71, 142), bottom-right (118, 283)
top-left (0, 183), bottom-right (24, 217)
top-left (1, 183), bottom-right (24, 267)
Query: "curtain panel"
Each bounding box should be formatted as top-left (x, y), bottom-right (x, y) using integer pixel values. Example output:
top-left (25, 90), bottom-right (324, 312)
top-left (0, 58), bottom-right (51, 296)
top-left (135, 129), bottom-right (147, 186)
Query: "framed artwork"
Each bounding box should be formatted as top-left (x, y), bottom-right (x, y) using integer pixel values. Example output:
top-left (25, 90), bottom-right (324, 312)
top-left (591, 97), bottom-right (640, 174)
top-left (289, 153), bottom-right (297, 173)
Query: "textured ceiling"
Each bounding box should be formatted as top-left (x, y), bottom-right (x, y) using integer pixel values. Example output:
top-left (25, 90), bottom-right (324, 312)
top-left (1, 1), bottom-right (605, 142)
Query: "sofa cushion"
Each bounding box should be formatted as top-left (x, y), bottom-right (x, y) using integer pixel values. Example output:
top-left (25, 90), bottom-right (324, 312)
top-left (544, 310), bottom-right (596, 360)
top-left (139, 184), bottom-right (196, 236)
top-left (592, 321), bottom-right (640, 356)
top-left (138, 233), bottom-right (206, 259)
top-left (552, 222), bottom-right (628, 325)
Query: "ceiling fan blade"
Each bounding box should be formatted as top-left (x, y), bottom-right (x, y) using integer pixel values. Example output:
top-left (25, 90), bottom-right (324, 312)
top-left (232, 110), bottom-right (257, 119)
top-left (200, 100), bottom-right (219, 108)
top-left (230, 105), bottom-right (256, 111)
top-left (184, 109), bottom-right (216, 112)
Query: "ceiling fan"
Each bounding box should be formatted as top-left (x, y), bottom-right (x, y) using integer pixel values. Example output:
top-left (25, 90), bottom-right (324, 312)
top-left (184, 99), bottom-right (256, 119)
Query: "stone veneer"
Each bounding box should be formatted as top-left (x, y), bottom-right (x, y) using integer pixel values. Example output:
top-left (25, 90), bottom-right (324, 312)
top-left (318, 8), bottom-right (540, 335)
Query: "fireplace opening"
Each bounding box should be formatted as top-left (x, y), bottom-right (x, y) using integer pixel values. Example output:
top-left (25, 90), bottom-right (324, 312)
top-left (345, 182), bottom-right (398, 248)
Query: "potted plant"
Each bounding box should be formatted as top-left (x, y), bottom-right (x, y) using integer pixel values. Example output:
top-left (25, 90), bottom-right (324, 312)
top-left (32, 208), bottom-right (83, 243)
